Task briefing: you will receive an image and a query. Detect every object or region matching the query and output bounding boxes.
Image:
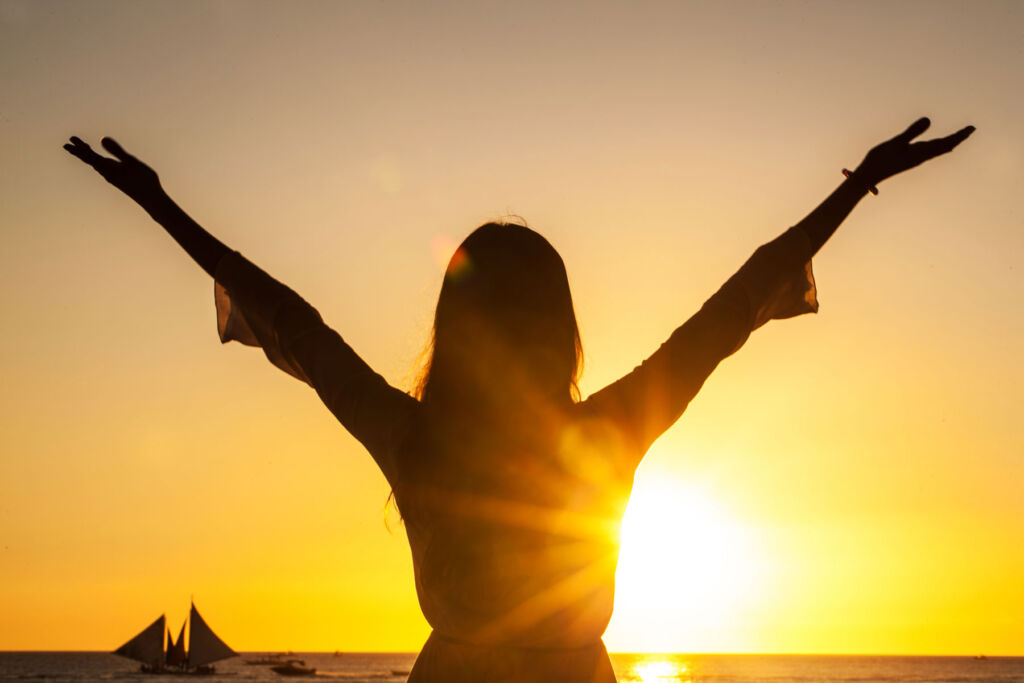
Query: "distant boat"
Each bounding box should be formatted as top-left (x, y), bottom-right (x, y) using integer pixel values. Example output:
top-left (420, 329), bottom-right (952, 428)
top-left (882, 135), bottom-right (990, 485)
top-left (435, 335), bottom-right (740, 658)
top-left (114, 602), bottom-right (236, 674)
top-left (270, 659), bottom-right (317, 677)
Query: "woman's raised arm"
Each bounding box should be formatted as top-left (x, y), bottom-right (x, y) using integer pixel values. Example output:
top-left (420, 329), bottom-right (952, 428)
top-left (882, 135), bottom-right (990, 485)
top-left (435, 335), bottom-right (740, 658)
top-left (585, 118), bottom-right (975, 467)
top-left (63, 136), bottom-right (229, 276)
top-left (64, 135), bottom-right (416, 483)
top-left (798, 118), bottom-right (975, 255)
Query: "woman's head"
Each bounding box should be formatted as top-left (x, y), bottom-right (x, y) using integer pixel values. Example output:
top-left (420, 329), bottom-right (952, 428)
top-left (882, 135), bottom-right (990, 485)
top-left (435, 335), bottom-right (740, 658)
top-left (417, 221), bottom-right (583, 413)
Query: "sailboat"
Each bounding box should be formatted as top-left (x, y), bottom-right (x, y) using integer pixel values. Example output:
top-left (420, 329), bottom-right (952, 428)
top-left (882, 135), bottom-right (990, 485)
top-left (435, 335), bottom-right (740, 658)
top-left (114, 602), bottom-right (236, 674)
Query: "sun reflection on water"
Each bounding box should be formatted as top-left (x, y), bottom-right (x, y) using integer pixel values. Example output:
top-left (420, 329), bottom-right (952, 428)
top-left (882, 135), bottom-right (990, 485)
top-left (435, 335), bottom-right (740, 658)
top-left (629, 658), bottom-right (691, 683)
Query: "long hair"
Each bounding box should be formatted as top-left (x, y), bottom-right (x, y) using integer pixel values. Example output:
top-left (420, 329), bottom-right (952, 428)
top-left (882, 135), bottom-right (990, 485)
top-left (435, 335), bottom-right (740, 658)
top-left (386, 221), bottom-right (584, 523)
top-left (416, 221), bottom-right (583, 411)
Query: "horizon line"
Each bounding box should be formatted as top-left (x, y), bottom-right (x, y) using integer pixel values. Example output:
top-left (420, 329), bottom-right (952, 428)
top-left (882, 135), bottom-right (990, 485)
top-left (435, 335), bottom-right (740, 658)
top-left (2, 650), bottom-right (1021, 658)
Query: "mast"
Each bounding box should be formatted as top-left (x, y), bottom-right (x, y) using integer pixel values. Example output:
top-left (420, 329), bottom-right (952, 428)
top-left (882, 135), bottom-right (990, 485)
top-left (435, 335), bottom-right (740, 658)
top-left (187, 602), bottom-right (236, 667)
top-left (113, 614), bottom-right (165, 668)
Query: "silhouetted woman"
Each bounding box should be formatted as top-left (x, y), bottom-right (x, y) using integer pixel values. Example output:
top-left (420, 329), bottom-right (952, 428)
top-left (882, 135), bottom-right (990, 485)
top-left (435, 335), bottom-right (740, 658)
top-left (65, 118), bottom-right (973, 682)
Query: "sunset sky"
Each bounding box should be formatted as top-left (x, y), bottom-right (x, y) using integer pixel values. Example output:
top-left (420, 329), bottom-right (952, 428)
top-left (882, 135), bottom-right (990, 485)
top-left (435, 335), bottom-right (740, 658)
top-left (1, 0), bottom-right (1021, 655)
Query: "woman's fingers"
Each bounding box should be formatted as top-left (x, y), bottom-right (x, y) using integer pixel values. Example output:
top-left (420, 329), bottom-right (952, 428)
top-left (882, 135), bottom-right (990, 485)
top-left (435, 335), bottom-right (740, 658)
top-left (63, 136), bottom-right (132, 165)
top-left (948, 125), bottom-right (977, 146)
top-left (936, 125), bottom-right (976, 154)
top-left (63, 136), bottom-right (105, 166)
top-left (890, 117), bottom-right (931, 145)
top-left (913, 125), bottom-right (976, 161)
top-left (101, 137), bottom-right (133, 161)
top-left (889, 119), bottom-right (973, 159)
top-left (898, 117), bottom-right (932, 143)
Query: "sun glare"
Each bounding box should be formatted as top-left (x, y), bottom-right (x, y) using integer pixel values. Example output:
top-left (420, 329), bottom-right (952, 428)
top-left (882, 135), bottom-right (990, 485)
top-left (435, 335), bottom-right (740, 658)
top-left (610, 473), bottom-right (766, 651)
top-left (616, 657), bottom-right (693, 683)
top-left (633, 659), bottom-right (689, 682)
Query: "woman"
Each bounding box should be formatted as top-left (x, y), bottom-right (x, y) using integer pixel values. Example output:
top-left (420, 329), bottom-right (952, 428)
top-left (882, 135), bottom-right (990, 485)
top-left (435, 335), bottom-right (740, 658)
top-left (65, 118), bottom-right (973, 682)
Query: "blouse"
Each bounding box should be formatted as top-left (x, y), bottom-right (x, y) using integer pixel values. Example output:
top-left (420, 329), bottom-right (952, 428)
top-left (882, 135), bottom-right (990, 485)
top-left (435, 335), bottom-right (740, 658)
top-left (213, 226), bottom-right (818, 682)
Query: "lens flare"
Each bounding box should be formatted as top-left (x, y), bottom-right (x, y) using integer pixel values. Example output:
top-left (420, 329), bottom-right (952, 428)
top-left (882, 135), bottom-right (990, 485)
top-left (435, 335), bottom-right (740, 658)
top-left (430, 234), bottom-right (473, 281)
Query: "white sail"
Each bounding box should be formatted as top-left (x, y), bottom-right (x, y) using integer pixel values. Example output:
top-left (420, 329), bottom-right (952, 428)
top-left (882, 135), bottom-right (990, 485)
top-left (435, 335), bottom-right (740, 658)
top-left (114, 614), bottom-right (165, 667)
top-left (187, 603), bottom-right (236, 667)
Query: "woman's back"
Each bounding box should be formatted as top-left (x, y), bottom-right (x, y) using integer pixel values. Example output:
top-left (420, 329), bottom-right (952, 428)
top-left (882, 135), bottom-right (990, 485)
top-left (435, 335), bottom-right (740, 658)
top-left (396, 405), bottom-right (634, 649)
top-left (209, 221), bottom-right (818, 681)
top-left (209, 220), bottom-right (818, 681)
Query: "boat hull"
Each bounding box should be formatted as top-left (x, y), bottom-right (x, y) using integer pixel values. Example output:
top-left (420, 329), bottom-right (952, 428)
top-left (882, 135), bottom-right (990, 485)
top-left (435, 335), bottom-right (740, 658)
top-left (270, 663), bottom-right (317, 677)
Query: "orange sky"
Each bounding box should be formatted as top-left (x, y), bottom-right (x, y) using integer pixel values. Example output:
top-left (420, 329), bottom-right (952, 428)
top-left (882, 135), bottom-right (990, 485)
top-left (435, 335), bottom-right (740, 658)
top-left (1, 0), bottom-right (1022, 654)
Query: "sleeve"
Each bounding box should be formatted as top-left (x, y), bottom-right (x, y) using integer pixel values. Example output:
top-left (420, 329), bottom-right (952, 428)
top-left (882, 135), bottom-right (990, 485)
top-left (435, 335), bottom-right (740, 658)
top-left (213, 252), bottom-right (416, 484)
top-left (582, 226), bottom-right (818, 462)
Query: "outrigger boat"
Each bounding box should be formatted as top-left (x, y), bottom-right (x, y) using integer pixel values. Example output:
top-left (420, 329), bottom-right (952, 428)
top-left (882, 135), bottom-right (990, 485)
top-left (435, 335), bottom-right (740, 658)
top-left (269, 659), bottom-right (316, 677)
top-left (114, 602), bottom-right (236, 674)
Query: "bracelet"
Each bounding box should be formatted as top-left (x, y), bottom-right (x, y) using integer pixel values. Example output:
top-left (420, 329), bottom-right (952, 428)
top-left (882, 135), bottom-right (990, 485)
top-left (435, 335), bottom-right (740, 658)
top-left (842, 168), bottom-right (878, 195)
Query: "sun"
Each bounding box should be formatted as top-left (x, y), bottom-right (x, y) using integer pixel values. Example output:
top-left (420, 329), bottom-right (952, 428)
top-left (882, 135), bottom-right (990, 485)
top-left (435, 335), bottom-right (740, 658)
top-left (606, 470), bottom-right (767, 652)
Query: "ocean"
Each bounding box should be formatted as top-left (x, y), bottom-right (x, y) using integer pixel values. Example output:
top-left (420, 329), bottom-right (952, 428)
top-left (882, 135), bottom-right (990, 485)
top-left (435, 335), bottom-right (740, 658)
top-left (1, 652), bottom-right (1021, 683)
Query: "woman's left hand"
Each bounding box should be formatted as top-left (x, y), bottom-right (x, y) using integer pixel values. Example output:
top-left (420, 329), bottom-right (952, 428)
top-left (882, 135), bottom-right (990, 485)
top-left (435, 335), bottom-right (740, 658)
top-left (64, 136), bottom-right (165, 208)
top-left (853, 117), bottom-right (975, 188)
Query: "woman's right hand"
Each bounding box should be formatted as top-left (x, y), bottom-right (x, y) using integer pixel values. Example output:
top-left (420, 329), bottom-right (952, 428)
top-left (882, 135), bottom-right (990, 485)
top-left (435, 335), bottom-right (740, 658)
top-left (63, 136), bottom-right (165, 208)
top-left (853, 117), bottom-right (975, 188)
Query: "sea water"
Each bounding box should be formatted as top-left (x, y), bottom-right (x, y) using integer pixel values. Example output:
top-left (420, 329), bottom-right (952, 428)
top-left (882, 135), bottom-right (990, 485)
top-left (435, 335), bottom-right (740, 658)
top-left (1, 651), bottom-right (1021, 683)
